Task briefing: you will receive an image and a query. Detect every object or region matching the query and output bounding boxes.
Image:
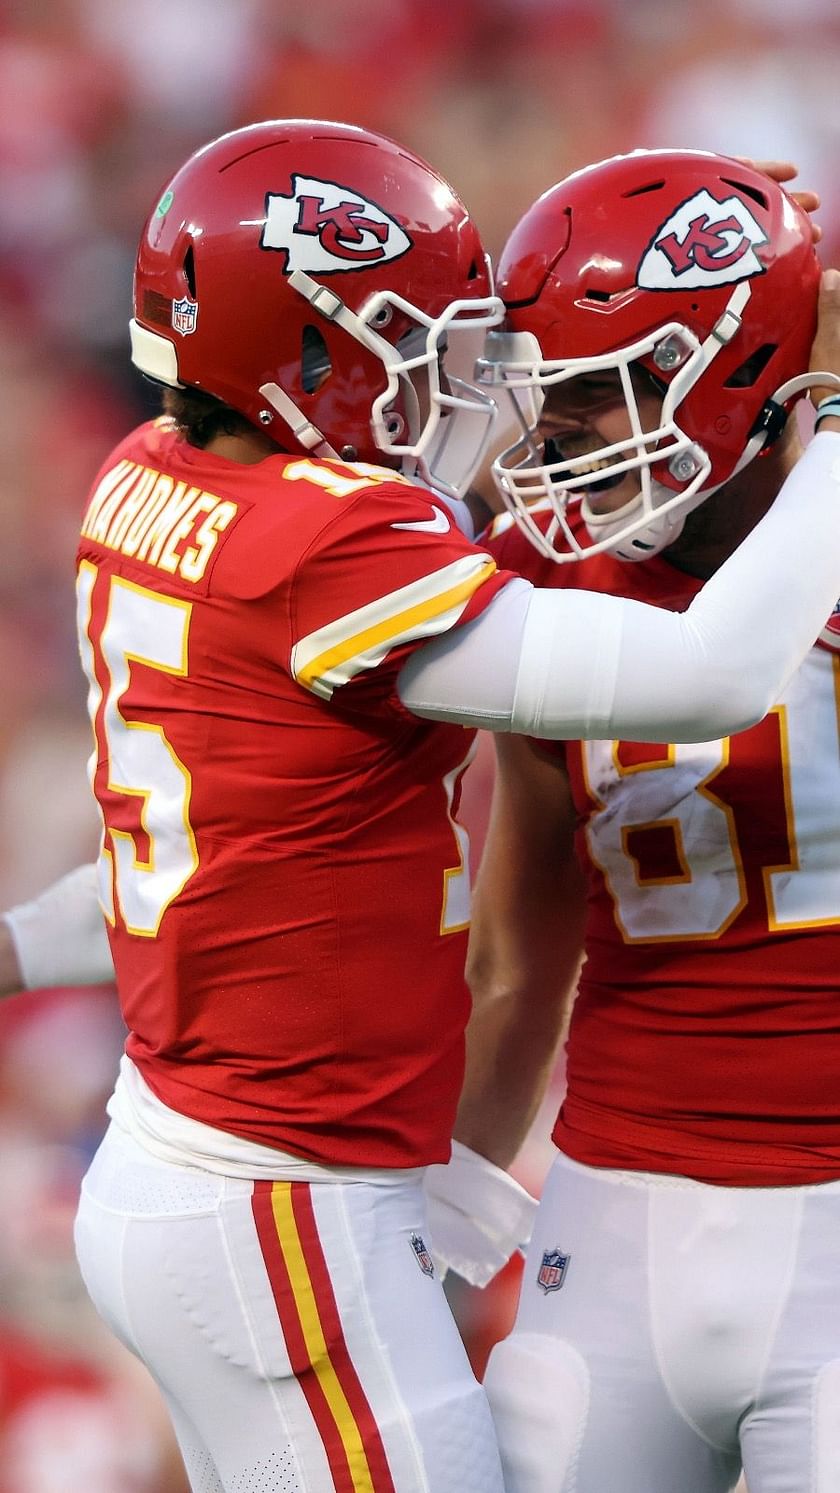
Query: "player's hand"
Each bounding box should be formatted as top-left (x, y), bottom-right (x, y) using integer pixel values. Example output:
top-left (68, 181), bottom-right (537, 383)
top-left (735, 157), bottom-right (822, 242)
top-left (1, 863), bottom-right (115, 991)
top-left (808, 269), bottom-right (840, 411)
top-left (423, 1140), bottom-right (538, 1287)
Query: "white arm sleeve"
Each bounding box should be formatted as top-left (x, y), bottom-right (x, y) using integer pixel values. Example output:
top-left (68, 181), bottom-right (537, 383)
top-left (2, 864), bottom-right (115, 989)
top-left (397, 431), bottom-right (840, 741)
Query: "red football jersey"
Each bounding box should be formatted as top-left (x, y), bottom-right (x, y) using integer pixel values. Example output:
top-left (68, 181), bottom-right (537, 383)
top-left (76, 420), bottom-right (512, 1167)
top-left (488, 506), bottom-right (840, 1184)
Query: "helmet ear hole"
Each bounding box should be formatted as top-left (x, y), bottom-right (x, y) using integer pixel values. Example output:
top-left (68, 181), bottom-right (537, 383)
top-left (724, 343), bottom-right (777, 389)
top-left (183, 245), bottom-right (197, 297)
top-left (301, 325), bottom-right (332, 394)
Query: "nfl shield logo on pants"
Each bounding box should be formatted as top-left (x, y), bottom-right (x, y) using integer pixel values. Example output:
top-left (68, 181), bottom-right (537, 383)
top-left (409, 1232), bottom-right (435, 1277)
top-left (537, 1247), bottom-right (570, 1293)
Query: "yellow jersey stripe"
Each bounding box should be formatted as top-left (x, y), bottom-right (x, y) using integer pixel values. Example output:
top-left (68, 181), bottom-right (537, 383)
top-left (294, 556), bottom-right (497, 699)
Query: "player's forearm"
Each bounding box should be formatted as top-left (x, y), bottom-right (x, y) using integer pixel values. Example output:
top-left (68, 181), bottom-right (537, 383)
top-left (455, 735), bottom-right (584, 1167)
top-left (458, 874), bottom-right (584, 1167)
top-left (455, 978), bottom-right (570, 1169)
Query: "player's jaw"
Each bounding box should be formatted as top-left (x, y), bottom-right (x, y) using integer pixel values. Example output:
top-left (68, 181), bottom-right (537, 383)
top-left (536, 366), bottom-right (663, 513)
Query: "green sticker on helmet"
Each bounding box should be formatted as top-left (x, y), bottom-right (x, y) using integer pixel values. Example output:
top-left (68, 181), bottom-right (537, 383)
top-left (156, 190), bottom-right (174, 217)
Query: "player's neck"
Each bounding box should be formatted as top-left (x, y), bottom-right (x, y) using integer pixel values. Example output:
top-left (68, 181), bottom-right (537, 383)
top-left (202, 429), bottom-right (283, 464)
top-left (663, 423), bottom-right (805, 581)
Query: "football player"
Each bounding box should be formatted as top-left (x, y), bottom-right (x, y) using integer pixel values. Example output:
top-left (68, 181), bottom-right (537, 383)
top-left (459, 149), bottom-right (840, 1493)
top-left (6, 124), bottom-right (840, 1493)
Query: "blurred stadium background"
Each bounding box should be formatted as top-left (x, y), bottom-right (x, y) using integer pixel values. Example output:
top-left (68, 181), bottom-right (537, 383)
top-left (1, 0), bottom-right (839, 1484)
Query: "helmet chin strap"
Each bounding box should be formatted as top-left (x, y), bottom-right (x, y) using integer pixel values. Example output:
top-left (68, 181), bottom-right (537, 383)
top-left (773, 370), bottom-right (840, 403)
top-left (257, 382), bottom-right (339, 458)
top-left (584, 478), bottom-right (696, 562)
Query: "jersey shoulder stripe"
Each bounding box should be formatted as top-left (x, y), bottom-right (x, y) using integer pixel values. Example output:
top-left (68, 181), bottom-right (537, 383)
top-left (292, 552), bottom-right (497, 699)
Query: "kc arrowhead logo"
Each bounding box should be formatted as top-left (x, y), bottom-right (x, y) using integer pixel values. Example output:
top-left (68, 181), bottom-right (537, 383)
top-left (262, 175), bottom-right (413, 275)
top-left (637, 190), bottom-right (768, 291)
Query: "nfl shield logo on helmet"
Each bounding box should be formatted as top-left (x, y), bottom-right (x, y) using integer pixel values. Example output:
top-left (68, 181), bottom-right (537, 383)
top-left (537, 1247), bottom-right (570, 1293)
top-left (409, 1232), bottom-right (435, 1277)
top-left (172, 296), bottom-right (198, 335)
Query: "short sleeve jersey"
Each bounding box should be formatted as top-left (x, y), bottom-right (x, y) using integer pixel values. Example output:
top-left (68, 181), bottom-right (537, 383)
top-left (487, 505), bottom-right (840, 1185)
top-left (76, 421), bottom-right (513, 1167)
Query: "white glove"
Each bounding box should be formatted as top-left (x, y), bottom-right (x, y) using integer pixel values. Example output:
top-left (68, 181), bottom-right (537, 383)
top-left (423, 1140), bottom-right (538, 1288)
top-left (2, 863), bottom-right (115, 989)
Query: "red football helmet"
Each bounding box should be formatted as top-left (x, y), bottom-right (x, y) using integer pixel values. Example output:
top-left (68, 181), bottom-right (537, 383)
top-left (130, 120), bottom-right (502, 496)
top-left (477, 150), bottom-right (822, 561)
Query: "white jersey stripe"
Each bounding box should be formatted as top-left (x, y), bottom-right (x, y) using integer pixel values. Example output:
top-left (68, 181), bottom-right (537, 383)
top-left (292, 553), bottom-right (497, 699)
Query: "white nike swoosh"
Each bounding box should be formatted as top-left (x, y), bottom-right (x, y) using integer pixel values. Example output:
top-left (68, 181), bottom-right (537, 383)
top-left (391, 504), bottom-right (451, 535)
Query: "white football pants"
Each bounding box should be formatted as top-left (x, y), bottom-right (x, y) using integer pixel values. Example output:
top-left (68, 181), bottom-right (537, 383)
top-left (74, 1123), bottom-right (504, 1493)
top-left (485, 1152), bottom-right (840, 1493)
